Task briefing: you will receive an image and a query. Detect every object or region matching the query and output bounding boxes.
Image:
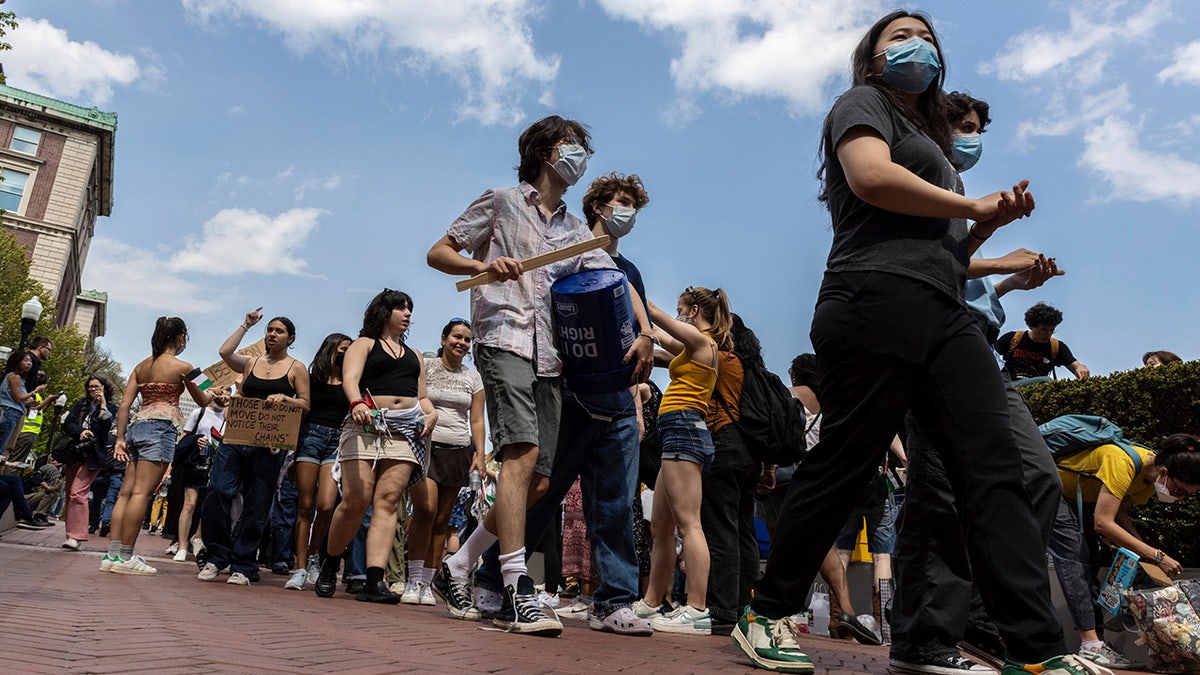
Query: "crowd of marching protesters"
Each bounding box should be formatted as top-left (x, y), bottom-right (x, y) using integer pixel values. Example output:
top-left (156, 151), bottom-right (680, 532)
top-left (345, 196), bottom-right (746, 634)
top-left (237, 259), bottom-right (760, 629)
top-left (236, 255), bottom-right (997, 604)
top-left (6, 8), bottom-right (1200, 675)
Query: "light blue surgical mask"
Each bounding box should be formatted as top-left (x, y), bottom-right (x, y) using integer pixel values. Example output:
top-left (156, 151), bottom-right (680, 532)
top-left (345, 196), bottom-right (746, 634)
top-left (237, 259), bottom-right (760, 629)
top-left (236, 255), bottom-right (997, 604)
top-left (604, 205), bottom-right (637, 238)
top-left (549, 143), bottom-right (588, 186)
top-left (952, 133), bottom-right (983, 171)
top-left (874, 37), bottom-right (941, 94)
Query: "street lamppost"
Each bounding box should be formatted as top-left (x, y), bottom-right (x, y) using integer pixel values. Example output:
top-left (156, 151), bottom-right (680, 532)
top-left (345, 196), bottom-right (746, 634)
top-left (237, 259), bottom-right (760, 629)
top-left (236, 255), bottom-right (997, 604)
top-left (19, 295), bottom-right (42, 351)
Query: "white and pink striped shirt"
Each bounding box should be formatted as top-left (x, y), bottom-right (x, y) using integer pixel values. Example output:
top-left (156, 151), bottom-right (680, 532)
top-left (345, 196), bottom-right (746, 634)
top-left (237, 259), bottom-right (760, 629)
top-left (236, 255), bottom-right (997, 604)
top-left (447, 183), bottom-right (613, 377)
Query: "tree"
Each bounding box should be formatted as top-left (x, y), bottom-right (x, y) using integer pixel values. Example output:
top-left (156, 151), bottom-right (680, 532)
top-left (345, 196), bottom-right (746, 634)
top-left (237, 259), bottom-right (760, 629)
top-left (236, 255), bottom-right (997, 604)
top-left (0, 11), bottom-right (17, 85)
top-left (0, 229), bottom-right (93, 403)
top-left (84, 339), bottom-right (125, 391)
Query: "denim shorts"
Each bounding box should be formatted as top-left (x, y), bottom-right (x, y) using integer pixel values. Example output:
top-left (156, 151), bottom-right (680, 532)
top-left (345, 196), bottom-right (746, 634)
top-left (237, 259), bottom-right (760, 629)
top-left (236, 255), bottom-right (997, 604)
top-left (835, 490), bottom-right (898, 554)
top-left (127, 418), bottom-right (179, 463)
top-left (658, 408), bottom-right (714, 468)
top-left (294, 423), bottom-right (340, 465)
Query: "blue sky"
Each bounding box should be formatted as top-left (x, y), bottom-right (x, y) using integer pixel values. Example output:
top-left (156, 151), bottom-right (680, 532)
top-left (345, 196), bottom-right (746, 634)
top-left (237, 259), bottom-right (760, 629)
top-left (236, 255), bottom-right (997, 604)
top-left (9, 0), bottom-right (1200, 384)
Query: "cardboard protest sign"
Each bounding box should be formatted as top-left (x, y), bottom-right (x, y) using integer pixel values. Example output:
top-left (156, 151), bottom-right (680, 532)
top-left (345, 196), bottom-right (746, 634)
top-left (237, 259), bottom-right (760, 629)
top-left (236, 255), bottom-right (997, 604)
top-left (222, 396), bottom-right (303, 451)
top-left (201, 339), bottom-right (266, 392)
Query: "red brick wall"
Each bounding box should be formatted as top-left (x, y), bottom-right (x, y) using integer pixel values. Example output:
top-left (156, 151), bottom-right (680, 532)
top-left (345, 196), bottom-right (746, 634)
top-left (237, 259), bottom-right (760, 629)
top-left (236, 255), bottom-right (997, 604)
top-left (26, 132), bottom-right (64, 221)
top-left (0, 120), bottom-right (13, 148)
top-left (2, 224), bottom-right (37, 261)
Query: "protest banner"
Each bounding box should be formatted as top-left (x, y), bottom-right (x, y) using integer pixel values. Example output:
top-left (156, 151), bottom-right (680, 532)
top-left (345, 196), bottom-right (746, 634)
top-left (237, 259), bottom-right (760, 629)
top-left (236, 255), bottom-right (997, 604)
top-left (222, 396), bottom-right (303, 451)
top-left (201, 339), bottom-right (266, 392)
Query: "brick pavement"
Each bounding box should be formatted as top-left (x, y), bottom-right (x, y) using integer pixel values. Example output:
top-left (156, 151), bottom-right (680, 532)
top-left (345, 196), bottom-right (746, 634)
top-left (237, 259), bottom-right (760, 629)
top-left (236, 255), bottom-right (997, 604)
top-left (1, 523), bottom-right (893, 674)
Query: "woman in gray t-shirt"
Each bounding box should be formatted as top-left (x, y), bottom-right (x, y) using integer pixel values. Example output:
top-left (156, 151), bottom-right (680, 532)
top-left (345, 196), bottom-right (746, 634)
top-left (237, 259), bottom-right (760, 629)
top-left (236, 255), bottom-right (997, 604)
top-left (735, 10), bottom-right (1082, 675)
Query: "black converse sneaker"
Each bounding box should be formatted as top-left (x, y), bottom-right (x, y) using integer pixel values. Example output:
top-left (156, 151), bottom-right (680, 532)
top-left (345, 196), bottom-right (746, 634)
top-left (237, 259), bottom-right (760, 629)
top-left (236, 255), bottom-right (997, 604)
top-left (432, 560), bottom-right (480, 620)
top-left (493, 574), bottom-right (563, 636)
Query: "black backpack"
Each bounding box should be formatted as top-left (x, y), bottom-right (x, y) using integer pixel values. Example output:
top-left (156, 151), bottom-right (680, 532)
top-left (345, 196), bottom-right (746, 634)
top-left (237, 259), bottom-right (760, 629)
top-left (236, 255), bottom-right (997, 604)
top-left (718, 360), bottom-right (808, 466)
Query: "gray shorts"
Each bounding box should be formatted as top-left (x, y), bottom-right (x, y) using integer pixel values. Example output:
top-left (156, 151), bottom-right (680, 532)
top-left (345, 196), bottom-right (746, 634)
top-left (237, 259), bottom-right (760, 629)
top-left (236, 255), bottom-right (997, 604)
top-left (475, 346), bottom-right (560, 477)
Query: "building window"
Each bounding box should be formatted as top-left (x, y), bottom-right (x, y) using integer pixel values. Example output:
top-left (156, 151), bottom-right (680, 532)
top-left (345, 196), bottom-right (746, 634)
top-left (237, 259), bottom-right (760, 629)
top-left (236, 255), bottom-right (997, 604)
top-left (0, 167), bottom-right (30, 213)
top-left (10, 126), bottom-right (41, 155)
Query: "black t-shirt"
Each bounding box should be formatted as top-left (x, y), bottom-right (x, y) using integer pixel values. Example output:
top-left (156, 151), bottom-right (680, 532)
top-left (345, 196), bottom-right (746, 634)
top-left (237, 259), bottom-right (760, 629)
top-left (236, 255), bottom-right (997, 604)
top-left (613, 252), bottom-right (648, 319)
top-left (821, 86), bottom-right (968, 301)
top-left (996, 331), bottom-right (1076, 379)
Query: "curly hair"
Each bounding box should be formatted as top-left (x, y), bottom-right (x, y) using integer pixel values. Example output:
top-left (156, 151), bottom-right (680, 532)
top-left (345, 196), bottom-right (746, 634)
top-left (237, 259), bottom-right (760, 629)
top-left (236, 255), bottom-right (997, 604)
top-left (789, 354), bottom-right (821, 396)
top-left (946, 91), bottom-right (991, 132)
top-left (581, 172), bottom-right (650, 227)
top-left (1024, 302), bottom-right (1063, 329)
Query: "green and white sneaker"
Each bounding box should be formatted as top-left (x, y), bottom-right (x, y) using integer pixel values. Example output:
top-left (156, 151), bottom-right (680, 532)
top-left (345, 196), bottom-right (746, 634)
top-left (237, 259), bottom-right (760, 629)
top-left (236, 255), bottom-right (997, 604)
top-left (1001, 654), bottom-right (1113, 675)
top-left (99, 554), bottom-right (117, 572)
top-left (731, 607), bottom-right (814, 673)
top-left (651, 605), bottom-right (712, 635)
top-left (111, 555), bottom-right (157, 576)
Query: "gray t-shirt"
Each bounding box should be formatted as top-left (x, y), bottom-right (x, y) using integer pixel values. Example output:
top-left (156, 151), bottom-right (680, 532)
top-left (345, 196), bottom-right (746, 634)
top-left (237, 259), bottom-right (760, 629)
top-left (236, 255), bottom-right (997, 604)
top-left (821, 85), bottom-right (969, 300)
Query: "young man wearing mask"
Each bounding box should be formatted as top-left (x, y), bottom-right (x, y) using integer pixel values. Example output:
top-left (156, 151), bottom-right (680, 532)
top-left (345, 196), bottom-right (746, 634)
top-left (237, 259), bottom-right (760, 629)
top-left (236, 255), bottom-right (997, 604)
top-left (470, 172), bottom-right (655, 635)
top-left (427, 118), bottom-right (654, 635)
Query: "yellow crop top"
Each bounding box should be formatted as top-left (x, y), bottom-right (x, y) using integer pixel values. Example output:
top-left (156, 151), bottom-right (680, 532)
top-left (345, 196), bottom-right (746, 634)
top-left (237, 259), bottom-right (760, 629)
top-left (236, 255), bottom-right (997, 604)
top-left (659, 337), bottom-right (719, 415)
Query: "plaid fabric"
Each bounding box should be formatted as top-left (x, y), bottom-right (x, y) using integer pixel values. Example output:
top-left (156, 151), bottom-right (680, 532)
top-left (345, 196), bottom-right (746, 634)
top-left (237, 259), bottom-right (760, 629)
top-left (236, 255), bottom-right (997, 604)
top-left (446, 183), bottom-right (613, 377)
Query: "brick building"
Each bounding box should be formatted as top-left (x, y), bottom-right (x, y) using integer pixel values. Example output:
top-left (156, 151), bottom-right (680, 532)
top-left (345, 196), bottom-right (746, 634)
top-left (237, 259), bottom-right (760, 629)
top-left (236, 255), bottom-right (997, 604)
top-left (0, 83), bottom-right (114, 337)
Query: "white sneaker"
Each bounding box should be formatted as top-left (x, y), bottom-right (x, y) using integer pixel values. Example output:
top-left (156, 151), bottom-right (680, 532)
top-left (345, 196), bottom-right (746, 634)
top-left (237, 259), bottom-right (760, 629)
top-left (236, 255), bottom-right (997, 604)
top-left (197, 563), bottom-right (220, 581)
top-left (631, 599), bottom-right (664, 618)
top-left (305, 555), bottom-right (320, 585)
top-left (284, 568), bottom-right (307, 590)
top-left (190, 537), bottom-right (205, 555)
top-left (227, 572), bottom-right (250, 586)
top-left (419, 582), bottom-right (437, 606)
top-left (536, 590), bottom-right (561, 609)
top-left (165, 541), bottom-right (180, 555)
top-left (99, 554), bottom-right (117, 572)
top-left (1079, 643), bottom-right (1133, 669)
top-left (400, 579), bottom-right (422, 605)
top-left (61, 538), bottom-right (81, 551)
top-left (173, 549), bottom-right (188, 562)
top-left (651, 605), bottom-right (712, 635)
top-left (556, 598), bottom-right (593, 620)
top-left (112, 555), bottom-right (158, 576)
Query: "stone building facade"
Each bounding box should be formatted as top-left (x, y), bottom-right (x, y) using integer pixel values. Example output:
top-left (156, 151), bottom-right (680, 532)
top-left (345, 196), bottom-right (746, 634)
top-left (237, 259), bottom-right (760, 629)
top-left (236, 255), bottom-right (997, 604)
top-left (0, 83), bottom-right (114, 337)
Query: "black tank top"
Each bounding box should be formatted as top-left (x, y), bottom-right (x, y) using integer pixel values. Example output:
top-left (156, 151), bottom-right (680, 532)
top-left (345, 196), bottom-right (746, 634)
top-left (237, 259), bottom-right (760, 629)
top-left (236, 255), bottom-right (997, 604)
top-left (240, 359), bottom-right (297, 399)
top-left (308, 381), bottom-right (348, 427)
top-left (359, 340), bottom-right (419, 397)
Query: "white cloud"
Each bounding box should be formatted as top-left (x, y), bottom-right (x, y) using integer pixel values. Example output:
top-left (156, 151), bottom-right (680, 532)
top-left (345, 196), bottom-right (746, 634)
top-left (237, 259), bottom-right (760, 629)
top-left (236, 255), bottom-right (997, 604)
top-left (597, 0), bottom-right (881, 120)
top-left (228, 105), bottom-right (245, 116)
top-left (169, 208), bottom-right (324, 276)
top-left (1158, 40), bottom-right (1200, 85)
top-left (181, 0), bottom-right (559, 126)
top-left (294, 174), bottom-right (342, 202)
top-left (1079, 116), bottom-right (1200, 203)
top-left (83, 238), bottom-right (222, 313)
top-left (85, 208), bottom-right (325, 313)
top-left (1014, 84), bottom-right (1133, 143)
top-left (980, 0), bottom-right (1169, 85)
top-left (4, 18), bottom-right (147, 106)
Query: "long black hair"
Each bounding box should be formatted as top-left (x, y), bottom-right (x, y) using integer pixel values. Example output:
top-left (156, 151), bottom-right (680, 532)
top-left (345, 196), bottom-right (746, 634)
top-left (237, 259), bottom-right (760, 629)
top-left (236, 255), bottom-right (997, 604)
top-left (819, 10), bottom-right (952, 204)
top-left (151, 316), bottom-right (188, 358)
top-left (310, 332), bottom-right (352, 384)
top-left (360, 289), bottom-right (414, 340)
top-left (789, 354), bottom-right (821, 398)
top-left (729, 313), bottom-right (764, 370)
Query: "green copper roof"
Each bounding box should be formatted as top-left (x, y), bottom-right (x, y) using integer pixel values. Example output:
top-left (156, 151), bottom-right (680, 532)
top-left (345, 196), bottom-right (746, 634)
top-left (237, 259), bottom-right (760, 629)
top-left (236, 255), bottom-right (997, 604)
top-left (0, 83), bottom-right (117, 131)
top-left (78, 289), bottom-right (108, 302)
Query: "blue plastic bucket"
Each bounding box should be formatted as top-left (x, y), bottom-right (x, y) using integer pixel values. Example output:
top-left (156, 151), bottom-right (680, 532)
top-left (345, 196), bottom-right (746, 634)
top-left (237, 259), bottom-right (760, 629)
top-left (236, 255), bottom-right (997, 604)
top-left (551, 268), bottom-right (637, 394)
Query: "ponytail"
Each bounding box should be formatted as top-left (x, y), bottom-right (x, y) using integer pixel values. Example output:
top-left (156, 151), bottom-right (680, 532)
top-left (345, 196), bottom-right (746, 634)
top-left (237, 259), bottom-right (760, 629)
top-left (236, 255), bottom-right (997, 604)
top-left (684, 286), bottom-right (733, 351)
top-left (151, 316), bottom-right (188, 358)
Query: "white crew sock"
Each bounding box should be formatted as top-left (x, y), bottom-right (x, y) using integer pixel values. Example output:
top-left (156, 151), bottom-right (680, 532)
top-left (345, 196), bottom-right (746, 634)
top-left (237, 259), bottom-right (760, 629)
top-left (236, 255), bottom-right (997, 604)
top-left (447, 526), bottom-right (498, 579)
top-left (407, 560), bottom-right (424, 584)
top-left (499, 547), bottom-right (527, 590)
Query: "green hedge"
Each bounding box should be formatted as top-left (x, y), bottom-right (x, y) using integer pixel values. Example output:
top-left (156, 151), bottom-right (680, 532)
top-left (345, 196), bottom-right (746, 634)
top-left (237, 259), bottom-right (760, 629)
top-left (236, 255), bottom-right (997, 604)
top-left (1020, 361), bottom-right (1200, 566)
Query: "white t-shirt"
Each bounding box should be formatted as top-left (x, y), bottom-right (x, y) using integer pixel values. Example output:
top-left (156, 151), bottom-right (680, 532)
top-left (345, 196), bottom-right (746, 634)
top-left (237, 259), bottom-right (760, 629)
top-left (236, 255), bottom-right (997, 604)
top-left (424, 357), bottom-right (483, 447)
top-left (184, 406), bottom-right (226, 446)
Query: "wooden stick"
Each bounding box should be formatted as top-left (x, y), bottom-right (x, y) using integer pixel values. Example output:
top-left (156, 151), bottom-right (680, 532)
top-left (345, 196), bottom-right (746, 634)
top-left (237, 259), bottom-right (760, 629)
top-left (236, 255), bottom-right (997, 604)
top-left (455, 235), bottom-right (612, 292)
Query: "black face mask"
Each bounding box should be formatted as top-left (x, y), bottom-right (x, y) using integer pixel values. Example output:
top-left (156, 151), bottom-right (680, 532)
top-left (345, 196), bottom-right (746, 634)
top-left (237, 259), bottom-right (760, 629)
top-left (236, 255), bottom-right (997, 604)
top-left (333, 352), bottom-right (345, 368)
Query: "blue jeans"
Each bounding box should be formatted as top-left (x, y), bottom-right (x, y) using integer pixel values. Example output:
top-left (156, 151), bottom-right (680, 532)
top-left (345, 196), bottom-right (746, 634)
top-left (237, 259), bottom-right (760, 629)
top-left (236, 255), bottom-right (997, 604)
top-left (477, 389), bottom-right (641, 616)
top-left (100, 471), bottom-right (124, 524)
top-left (200, 443), bottom-right (287, 576)
top-left (0, 473), bottom-right (33, 521)
top-left (0, 407), bottom-right (23, 457)
top-left (269, 473), bottom-right (297, 567)
top-left (344, 507), bottom-right (371, 581)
